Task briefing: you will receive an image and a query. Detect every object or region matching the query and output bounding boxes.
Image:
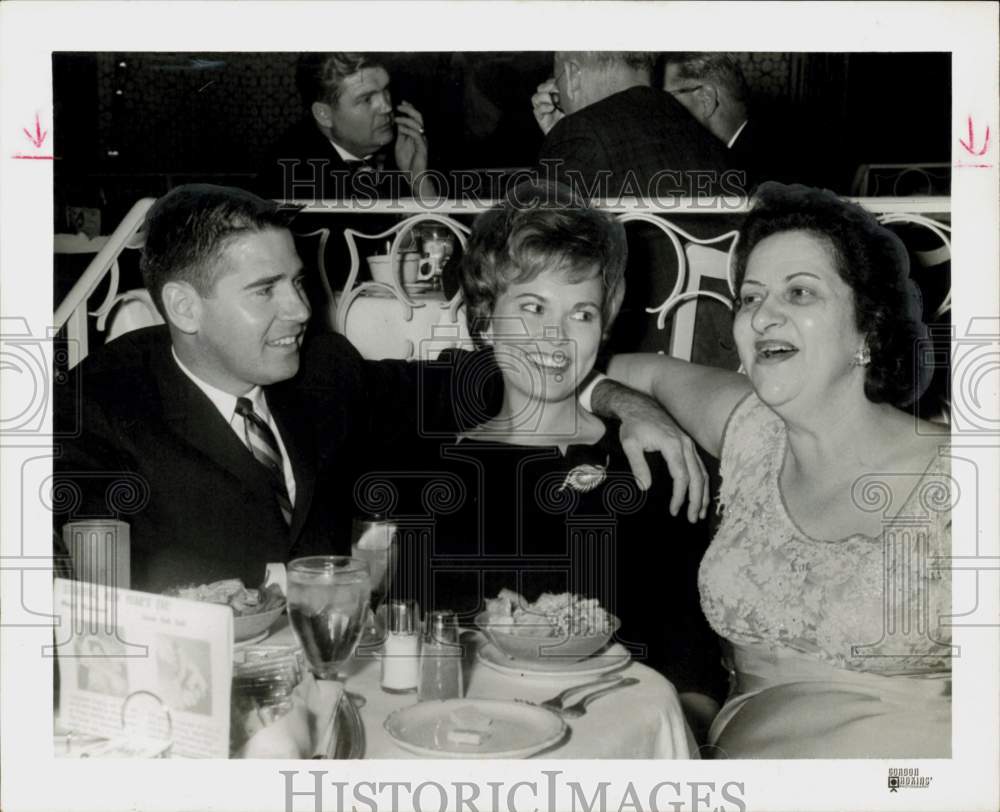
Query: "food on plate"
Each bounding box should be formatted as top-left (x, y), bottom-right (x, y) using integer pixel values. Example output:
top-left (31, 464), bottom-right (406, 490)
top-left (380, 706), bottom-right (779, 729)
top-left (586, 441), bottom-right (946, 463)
top-left (171, 579), bottom-right (285, 616)
top-left (483, 589), bottom-right (610, 637)
top-left (445, 705), bottom-right (494, 746)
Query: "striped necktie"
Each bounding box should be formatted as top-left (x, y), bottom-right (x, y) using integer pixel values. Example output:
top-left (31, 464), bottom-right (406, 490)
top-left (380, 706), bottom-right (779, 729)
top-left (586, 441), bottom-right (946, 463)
top-left (235, 396), bottom-right (293, 526)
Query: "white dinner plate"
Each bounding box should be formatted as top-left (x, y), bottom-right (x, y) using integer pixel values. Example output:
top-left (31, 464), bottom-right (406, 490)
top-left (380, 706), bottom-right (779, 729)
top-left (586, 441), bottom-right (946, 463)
top-left (476, 640), bottom-right (631, 678)
top-left (384, 699), bottom-right (566, 758)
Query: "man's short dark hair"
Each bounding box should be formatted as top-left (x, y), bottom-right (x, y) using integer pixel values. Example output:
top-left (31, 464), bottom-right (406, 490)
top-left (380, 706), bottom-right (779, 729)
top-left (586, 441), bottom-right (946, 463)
top-left (140, 184), bottom-right (299, 319)
top-left (295, 52), bottom-right (389, 107)
top-left (459, 180), bottom-right (627, 347)
top-left (664, 52), bottom-right (750, 107)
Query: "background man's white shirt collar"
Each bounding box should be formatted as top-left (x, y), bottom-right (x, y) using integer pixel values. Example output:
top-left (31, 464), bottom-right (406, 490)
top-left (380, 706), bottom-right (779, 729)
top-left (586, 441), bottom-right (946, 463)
top-left (727, 119), bottom-right (749, 149)
top-left (329, 138), bottom-right (370, 163)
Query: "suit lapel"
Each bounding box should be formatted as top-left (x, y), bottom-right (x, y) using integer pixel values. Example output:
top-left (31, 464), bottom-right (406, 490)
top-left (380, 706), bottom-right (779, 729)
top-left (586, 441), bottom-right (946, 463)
top-left (154, 344), bottom-right (278, 503)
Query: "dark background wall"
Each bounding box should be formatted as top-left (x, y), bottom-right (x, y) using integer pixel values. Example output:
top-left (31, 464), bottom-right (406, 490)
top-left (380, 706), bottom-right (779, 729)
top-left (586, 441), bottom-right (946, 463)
top-left (53, 51), bottom-right (951, 228)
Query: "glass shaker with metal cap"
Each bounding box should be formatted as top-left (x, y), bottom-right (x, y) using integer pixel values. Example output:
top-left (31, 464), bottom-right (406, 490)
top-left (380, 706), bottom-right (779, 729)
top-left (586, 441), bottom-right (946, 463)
top-left (418, 610), bottom-right (464, 701)
top-left (380, 599), bottom-right (420, 694)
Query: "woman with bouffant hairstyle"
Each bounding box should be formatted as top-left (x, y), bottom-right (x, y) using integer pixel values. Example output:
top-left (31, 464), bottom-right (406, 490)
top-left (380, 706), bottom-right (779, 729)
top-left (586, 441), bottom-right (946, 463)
top-left (731, 183), bottom-right (931, 407)
top-left (611, 183), bottom-right (951, 758)
top-left (372, 181), bottom-right (727, 722)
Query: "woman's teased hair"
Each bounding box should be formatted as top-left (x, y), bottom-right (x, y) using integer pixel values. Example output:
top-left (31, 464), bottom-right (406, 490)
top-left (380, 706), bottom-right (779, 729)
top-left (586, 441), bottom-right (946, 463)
top-left (733, 182), bottom-right (931, 407)
top-left (459, 180), bottom-right (627, 346)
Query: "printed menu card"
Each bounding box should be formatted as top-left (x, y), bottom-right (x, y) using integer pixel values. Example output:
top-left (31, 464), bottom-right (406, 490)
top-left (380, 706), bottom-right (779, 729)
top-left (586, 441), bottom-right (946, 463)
top-left (53, 578), bottom-right (233, 757)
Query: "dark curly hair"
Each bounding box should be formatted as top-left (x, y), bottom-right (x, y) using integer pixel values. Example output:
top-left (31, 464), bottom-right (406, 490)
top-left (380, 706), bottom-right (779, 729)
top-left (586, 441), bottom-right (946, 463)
top-left (732, 182), bottom-right (930, 407)
top-left (458, 180), bottom-right (627, 347)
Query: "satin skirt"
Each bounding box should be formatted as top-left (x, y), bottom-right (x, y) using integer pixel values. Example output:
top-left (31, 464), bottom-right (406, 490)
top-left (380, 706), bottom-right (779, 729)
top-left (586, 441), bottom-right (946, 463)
top-left (707, 643), bottom-right (951, 759)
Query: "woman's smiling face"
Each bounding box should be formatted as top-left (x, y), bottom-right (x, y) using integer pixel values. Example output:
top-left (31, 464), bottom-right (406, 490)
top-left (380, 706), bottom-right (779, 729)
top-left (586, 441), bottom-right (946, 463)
top-left (486, 267), bottom-right (604, 408)
top-left (733, 229), bottom-right (866, 413)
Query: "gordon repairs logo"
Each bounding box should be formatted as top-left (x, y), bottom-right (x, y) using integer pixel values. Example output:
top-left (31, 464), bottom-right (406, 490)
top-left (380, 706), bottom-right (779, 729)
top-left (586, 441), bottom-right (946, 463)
top-left (888, 767), bottom-right (933, 792)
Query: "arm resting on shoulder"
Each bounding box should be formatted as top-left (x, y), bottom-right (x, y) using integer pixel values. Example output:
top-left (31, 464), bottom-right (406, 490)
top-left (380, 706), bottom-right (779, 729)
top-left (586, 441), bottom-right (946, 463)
top-left (589, 375), bottom-right (708, 523)
top-left (606, 353), bottom-right (751, 459)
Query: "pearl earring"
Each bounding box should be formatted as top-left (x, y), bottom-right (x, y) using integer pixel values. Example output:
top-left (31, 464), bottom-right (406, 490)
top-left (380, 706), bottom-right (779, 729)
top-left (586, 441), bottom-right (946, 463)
top-left (852, 345), bottom-right (871, 367)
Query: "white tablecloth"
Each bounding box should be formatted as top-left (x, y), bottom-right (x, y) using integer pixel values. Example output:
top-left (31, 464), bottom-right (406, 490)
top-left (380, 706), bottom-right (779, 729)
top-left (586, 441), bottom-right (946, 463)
top-left (268, 623), bottom-right (697, 759)
top-left (55, 622), bottom-right (697, 760)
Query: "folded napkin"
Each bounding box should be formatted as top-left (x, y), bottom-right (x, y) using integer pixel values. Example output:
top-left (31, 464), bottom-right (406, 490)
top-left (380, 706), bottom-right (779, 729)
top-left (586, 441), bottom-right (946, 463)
top-left (239, 675), bottom-right (343, 759)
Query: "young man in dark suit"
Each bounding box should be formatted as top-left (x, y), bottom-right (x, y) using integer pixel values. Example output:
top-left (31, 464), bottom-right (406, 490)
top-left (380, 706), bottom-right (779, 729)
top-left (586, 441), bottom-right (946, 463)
top-left (531, 51), bottom-right (739, 200)
top-left (52, 185), bottom-right (487, 592)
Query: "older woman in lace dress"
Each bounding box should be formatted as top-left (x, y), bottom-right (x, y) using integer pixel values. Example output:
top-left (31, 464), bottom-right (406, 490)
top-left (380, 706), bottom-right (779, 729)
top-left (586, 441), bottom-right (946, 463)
top-left (610, 183), bottom-right (952, 758)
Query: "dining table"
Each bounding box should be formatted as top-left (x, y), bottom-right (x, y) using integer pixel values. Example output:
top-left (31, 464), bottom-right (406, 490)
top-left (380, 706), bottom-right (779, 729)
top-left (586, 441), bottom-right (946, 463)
top-left (54, 616), bottom-right (698, 760)
top-left (256, 619), bottom-right (699, 760)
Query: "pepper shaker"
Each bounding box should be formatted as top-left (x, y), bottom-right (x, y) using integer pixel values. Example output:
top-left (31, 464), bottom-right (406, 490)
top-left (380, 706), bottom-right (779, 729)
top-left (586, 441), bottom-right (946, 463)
top-left (418, 610), bottom-right (463, 701)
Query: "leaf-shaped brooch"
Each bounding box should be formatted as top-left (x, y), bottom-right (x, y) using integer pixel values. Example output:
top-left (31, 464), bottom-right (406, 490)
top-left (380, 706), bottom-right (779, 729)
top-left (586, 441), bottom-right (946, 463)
top-left (559, 456), bottom-right (609, 493)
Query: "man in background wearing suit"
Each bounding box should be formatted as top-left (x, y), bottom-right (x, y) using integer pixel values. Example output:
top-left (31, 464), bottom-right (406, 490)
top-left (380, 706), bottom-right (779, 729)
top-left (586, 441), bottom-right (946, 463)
top-left (530, 51), bottom-right (738, 200)
top-left (663, 52), bottom-right (802, 189)
top-left (257, 52), bottom-right (434, 202)
top-left (53, 185), bottom-right (488, 592)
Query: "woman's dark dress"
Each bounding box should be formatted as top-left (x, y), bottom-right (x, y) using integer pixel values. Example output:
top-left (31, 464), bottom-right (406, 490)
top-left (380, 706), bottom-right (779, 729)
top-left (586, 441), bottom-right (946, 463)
top-left (356, 418), bottom-right (726, 699)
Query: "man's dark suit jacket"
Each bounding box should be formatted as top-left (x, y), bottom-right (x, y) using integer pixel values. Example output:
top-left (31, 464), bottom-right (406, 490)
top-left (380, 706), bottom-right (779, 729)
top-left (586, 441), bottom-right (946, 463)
top-left (729, 117), bottom-right (814, 190)
top-left (255, 117), bottom-right (408, 292)
top-left (54, 326), bottom-right (497, 593)
top-left (538, 86), bottom-right (740, 200)
top-left (256, 117), bottom-right (404, 202)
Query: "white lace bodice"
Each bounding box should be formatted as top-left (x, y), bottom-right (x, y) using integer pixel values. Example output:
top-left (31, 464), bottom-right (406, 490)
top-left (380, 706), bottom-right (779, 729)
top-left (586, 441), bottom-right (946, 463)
top-left (699, 394), bottom-right (952, 676)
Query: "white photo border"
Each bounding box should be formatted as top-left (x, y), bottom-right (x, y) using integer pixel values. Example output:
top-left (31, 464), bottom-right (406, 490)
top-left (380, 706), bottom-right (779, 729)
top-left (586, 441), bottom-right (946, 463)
top-left (1, 2), bottom-right (997, 811)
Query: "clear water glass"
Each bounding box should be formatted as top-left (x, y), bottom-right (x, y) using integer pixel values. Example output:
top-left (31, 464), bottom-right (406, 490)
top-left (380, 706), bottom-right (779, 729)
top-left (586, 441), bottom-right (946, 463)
top-left (287, 556), bottom-right (371, 681)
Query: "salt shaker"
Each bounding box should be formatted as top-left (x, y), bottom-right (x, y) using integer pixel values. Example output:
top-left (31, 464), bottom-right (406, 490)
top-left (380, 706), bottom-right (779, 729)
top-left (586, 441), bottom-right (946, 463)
top-left (418, 610), bottom-right (463, 701)
top-left (381, 599), bottom-right (420, 694)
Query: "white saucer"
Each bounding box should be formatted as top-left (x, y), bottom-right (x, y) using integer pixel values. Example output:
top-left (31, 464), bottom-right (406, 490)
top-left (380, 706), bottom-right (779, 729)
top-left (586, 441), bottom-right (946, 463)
top-left (476, 640), bottom-right (630, 678)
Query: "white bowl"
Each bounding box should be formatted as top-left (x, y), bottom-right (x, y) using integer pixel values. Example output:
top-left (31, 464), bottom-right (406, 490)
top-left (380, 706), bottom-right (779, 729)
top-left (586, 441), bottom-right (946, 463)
top-left (233, 599), bottom-right (287, 642)
top-left (475, 611), bottom-right (620, 663)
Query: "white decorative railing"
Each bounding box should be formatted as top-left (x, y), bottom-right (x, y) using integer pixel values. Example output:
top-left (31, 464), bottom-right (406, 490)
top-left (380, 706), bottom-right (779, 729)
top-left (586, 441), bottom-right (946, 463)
top-left (54, 198), bottom-right (155, 368)
top-left (850, 163), bottom-right (951, 197)
top-left (54, 196), bottom-right (952, 372)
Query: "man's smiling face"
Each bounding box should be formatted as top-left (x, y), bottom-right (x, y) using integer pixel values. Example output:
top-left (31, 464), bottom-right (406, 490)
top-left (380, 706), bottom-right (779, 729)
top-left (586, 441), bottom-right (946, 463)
top-left (190, 227), bottom-right (311, 395)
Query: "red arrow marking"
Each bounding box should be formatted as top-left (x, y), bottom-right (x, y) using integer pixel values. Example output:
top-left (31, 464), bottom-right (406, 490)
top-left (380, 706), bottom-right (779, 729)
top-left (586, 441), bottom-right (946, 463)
top-left (22, 113), bottom-right (48, 149)
top-left (958, 116), bottom-right (990, 156)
